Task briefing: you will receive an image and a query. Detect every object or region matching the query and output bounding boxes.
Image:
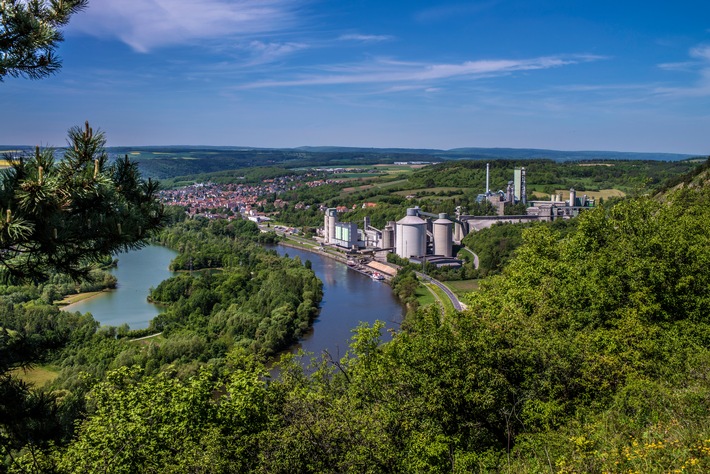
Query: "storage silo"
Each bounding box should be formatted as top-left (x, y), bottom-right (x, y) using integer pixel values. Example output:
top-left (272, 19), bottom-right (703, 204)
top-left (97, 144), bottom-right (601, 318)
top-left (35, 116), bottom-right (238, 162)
top-left (454, 221), bottom-right (467, 242)
top-left (396, 209), bottom-right (426, 258)
top-left (382, 222), bottom-right (395, 249)
top-left (433, 213), bottom-right (453, 257)
top-left (326, 208), bottom-right (337, 243)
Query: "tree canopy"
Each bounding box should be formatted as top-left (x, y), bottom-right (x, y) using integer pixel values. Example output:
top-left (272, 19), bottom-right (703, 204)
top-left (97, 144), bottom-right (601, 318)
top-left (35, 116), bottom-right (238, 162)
top-left (0, 122), bottom-right (164, 282)
top-left (0, 0), bottom-right (87, 80)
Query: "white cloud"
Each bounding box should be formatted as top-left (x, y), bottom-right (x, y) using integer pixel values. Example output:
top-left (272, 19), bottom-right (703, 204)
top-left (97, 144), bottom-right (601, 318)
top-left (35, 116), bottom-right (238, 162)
top-left (654, 43), bottom-right (710, 98)
top-left (247, 41), bottom-right (308, 63)
top-left (240, 54), bottom-right (602, 89)
top-left (658, 61), bottom-right (696, 72)
top-left (69, 0), bottom-right (302, 52)
top-left (690, 44), bottom-right (710, 61)
top-left (338, 34), bottom-right (393, 43)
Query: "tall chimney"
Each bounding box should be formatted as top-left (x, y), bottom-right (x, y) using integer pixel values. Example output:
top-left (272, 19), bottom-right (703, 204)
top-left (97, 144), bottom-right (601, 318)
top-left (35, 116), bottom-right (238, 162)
top-left (486, 163), bottom-right (490, 194)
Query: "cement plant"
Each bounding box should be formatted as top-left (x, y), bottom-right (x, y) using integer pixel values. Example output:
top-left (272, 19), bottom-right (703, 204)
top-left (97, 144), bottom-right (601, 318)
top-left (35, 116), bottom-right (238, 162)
top-left (319, 163), bottom-right (595, 269)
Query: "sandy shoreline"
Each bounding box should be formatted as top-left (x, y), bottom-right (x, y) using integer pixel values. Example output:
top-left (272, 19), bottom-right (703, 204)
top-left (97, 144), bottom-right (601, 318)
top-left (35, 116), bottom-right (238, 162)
top-left (57, 290), bottom-right (111, 311)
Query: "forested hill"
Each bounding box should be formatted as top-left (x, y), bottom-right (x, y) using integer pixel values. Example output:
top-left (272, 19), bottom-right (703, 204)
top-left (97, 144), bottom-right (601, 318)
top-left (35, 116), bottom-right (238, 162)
top-left (8, 161), bottom-right (709, 472)
top-left (290, 146), bottom-right (696, 162)
top-left (440, 147), bottom-right (695, 161)
top-left (107, 146), bottom-right (701, 180)
top-left (655, 156), bottom-right (710, 194)
top-left (405, 159), bottom-right (698, 194)
top-left (2, 145), bottom-right (698, 180)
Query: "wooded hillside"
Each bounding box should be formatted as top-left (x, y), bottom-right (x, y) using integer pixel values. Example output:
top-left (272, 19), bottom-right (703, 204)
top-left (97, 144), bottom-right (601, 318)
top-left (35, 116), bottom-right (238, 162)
top-left (6, 165), bottom-right (710, 472)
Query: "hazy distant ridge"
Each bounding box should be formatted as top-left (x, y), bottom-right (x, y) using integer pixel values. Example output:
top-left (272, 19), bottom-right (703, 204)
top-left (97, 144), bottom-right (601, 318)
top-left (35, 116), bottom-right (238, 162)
top-left (295, 146), bottom-right (697, 162)
top-left (1, 145), bottom-right (697, 162)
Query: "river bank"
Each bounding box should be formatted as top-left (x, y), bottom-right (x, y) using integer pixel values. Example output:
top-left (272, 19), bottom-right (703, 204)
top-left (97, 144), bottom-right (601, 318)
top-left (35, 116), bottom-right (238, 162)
top-left (277, 236), bottom-right (394, 282)
top-left (57, 290), bottom-right (109, 311)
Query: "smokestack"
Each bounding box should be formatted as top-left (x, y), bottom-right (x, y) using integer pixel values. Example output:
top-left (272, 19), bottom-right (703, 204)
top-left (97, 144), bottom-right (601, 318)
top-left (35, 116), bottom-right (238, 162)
top-left (486, 163), bottom-right (490, 194)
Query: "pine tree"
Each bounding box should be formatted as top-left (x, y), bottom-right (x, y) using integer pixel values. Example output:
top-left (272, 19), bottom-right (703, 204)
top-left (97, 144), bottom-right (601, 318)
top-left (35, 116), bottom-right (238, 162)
top-left (0, 0), bottom-right (88, 80)
top-left (0, 121), bottom-right (164, 282)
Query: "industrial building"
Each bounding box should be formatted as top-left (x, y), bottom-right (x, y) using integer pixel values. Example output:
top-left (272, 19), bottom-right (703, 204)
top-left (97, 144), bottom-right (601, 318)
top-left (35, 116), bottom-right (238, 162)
top-left (525, 188), bottom-right (595, 219)
top-left (395, 209), bottom-right (427, 258)
top-left (477, 164), bottom-right (527, 215)
top-left (320, 164), bottom-right (593, 266)
top-left (322, 205), bottom-right (461, 265)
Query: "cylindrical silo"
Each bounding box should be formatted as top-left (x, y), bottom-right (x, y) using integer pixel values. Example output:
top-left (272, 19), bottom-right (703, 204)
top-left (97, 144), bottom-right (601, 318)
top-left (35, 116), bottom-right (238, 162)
top-left (382, 223), bottom-right (394, 249)
top-left (569, 188), bottom-right (576, 207)
top-left (453, 221), bottom-right (464, 242)
top-left (396, 209), bottom-right (427, 258)
top-left (388, 221), bottom-right (396, 249)
top-left (433, 213), bottom-right (453, 257)
top-left (327, 208), bottom-right (337, 243)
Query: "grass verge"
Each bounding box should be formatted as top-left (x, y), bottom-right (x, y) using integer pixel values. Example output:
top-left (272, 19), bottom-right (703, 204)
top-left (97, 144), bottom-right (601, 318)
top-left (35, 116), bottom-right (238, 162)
top-left (444, 279), bottom-right (480, 298)
top-left (415, 285), bottom-right (436, 307)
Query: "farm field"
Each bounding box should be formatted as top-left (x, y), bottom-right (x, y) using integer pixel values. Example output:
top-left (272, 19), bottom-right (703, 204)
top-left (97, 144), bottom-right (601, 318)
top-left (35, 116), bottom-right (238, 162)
top-left (372, 163), bottom-right (428, 173)
top-left (126, 151), bottom-right (200, 160)
top-left (393, 187), bottom-right (468, 196)
top-left (340, 178), bottom-right (409, 195)
top-left (310, 163), bottom-right (421, 174)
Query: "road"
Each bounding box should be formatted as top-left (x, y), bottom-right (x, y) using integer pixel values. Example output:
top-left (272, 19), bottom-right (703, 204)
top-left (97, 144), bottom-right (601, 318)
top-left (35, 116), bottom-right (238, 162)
top-left (416, 272), bottom-right (464, 311)
top-left (459, 247), bottom-right (479, 269)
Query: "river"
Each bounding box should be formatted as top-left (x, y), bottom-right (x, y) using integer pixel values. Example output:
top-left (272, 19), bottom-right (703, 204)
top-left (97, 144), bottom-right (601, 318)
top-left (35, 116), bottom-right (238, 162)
top-left (63, 244), bottom-right (405, 357)
top-left (270, 245), bottom-right (404, 358)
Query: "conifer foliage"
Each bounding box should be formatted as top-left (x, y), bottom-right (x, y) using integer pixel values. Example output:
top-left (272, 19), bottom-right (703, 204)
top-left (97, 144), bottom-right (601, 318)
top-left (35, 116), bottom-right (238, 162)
top-left (0, 0), bottom-right (87, 80)
top-left (0, 122), bottom-right (164, 282)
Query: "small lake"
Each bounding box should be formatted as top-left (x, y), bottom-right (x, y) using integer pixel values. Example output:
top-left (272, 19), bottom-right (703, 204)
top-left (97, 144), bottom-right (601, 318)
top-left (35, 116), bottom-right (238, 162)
top-left (61, 245), bottom-right (177, 329)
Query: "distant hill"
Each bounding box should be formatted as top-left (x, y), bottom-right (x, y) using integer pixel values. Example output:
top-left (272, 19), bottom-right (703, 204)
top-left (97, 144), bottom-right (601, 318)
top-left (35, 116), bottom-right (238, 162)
top-left (294, 146), bottom-right (445, 155)
top-left (440, 147), bottom-right (696, 162)
top-left (1, 144), bottom-right (701, 179)
top-left (297, 146), bottom-right (697, 162)
top-left (111, 146), bottom-right (698, 179)
top-left (655, 157), bottom-right (710, 196)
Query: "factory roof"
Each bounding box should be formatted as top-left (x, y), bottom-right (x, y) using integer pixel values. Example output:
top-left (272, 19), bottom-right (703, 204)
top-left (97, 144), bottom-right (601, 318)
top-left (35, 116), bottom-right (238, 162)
top-left (396, 215), bottom-right (426, 225)
top-left (366, 261), bottom-right (398, 277)
top-left (433, 217), bottom-right (453, 225)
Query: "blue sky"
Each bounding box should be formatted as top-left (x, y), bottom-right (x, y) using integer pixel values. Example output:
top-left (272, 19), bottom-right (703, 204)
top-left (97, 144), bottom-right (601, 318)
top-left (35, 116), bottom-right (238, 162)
top-left (2, 0), bottom-right (709, 154)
